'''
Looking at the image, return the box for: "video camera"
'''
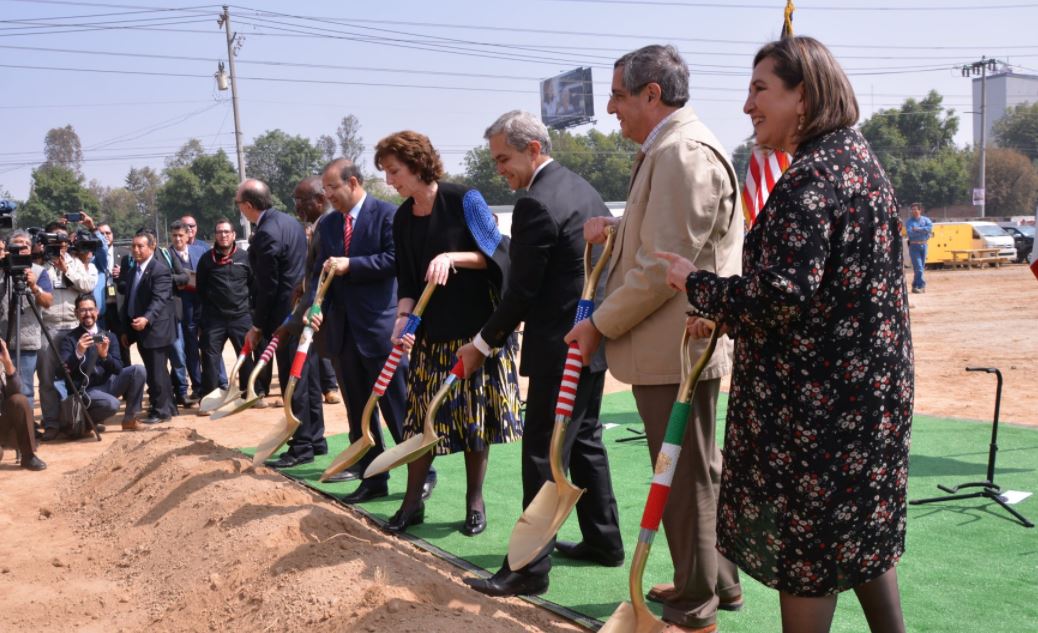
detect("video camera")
[33,229,70,262]
[0,200,15,231]
[70,228,102,255]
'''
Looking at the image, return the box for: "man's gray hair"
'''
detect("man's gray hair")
[484,110,552,155]
[8,229,30,243]
[614,44,689,107]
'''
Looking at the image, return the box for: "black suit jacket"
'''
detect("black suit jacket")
[61,325,124,389]
[121,255,176,349]
[481,161,610,377]
[249,208,306,337]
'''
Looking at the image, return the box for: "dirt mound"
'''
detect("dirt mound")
[10,429,580,633]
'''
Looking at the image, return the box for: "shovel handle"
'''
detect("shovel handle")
[290,327,315,379]
[259,336,279,364]
[555,341,584,418]
[640,401,691,531]
[374,344,406,396]
[239,337,252,358]
[449,357,465,380]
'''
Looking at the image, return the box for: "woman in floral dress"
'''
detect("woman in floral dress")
[660,36,913,633]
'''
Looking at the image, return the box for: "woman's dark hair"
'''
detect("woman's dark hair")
[753,36,859,143]
[374,131,445,184]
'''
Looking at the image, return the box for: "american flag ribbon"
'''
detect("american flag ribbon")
[741,145,791,228]
[373,314,421,396]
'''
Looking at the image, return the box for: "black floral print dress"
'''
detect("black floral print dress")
[685,127,913,596]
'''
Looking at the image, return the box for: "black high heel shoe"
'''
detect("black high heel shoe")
[384,502,425,534]
[460,508,487,536]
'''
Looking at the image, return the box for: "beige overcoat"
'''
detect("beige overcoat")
[593,106,743,385]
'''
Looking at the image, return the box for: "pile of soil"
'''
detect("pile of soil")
[2,428,580,633]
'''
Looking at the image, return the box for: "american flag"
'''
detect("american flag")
[741,145,791,228]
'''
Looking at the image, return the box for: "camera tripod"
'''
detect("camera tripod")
[4,271,101,442]
[910,367,1033,528]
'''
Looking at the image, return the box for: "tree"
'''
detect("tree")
[731,139,754,181]
[165,138,206,171]
[43,125,84,175]
[125,166,162,232]
[455,145,518,205]
[88,181,147,239]
[994,101,1038,162]
[315,134,337,163]
[244,129,325,210]
[157,149,238,237]
[981,148,1038,216]
[336,114,365,163]
[18,164,99,229]
[860,90,971,207]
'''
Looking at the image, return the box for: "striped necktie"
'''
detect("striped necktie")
[343,213,354,256]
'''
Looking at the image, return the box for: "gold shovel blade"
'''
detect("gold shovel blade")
[363,433,442,479]
[200,385,239,413]
[319,435,373,482]
[209,392,263,420]
[506,479,585,570]
[597,599,665,633]
[252,414,301,467]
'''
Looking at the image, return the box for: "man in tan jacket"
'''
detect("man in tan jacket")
[565,44,743,633]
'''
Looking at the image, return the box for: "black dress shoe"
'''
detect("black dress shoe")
[141,415,172,425]
[324,467,362,483]
[41,428,61,441]
[265,453,314,469]
[460,509,486,536]
[421,477,437,501]
[21,455,47,471]
[384,502,425,533]
[554,540,625,567]
[340,482,388,504]
[464,571,548,597]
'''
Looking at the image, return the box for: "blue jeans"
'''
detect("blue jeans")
[16,350,37,414]
[85,365,147,424]
[168,327,189,399]
[909,243,927,290]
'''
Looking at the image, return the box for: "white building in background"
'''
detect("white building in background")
[973,70,1038,147]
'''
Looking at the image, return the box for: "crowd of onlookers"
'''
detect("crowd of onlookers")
[0,208,341,471]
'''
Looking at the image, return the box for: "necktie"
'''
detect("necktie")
[343,213,354,257]
[628,150,646,193]
[128,266,143,316]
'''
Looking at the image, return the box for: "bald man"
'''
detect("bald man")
[238,178,327,467]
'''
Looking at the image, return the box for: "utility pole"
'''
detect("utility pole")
[218,5,249,237]
[964,57,998,219]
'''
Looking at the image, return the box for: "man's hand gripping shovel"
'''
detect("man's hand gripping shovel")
[252,269,335,466]
[506,227,616,570]
[599,325,720,633]
[319,280,438,482]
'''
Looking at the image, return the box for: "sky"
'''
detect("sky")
[3,0,1038,203]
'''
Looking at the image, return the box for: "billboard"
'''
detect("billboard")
[540,67,594,129]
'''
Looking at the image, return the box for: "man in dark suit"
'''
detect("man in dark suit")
[311,158,412,504]
[62,294,146,431]
[120,231,178,422]
[239,178,326,468]
[458,111,623,597]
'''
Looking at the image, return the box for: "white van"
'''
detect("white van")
[966,221,1018,260]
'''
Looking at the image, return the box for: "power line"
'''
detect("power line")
[550,0,1038,10]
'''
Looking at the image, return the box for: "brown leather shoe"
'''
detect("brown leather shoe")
[323,390,341,404]
[122,419,142,432]
[647,584,743,612]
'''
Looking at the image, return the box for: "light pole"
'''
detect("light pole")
[217,6,249,238]
[964,57,998,219]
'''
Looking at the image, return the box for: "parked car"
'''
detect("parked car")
[997,223,1034,263]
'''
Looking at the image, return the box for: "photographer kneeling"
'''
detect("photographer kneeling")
[60,294,145,432]
[0,337,46,470]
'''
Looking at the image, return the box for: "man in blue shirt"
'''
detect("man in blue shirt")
[905,202,933,293]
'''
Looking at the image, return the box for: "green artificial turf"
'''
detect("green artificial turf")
[245,391,1038,632]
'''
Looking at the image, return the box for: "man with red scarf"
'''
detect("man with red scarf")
[195,217,254,407]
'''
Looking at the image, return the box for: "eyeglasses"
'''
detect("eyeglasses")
[183,223,196,228]
[76,308,97,314]
[214,229,233,234]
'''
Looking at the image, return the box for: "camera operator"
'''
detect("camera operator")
[0,337,46,470]
[37,224,98,441]
[0,230,54,415]
[60,294,146,432]
[71,212,111,328]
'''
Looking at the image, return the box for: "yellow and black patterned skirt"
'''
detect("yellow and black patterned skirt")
[405,333,523,455]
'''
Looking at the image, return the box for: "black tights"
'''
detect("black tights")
[779,568,906,633]
[399,446,489,519]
